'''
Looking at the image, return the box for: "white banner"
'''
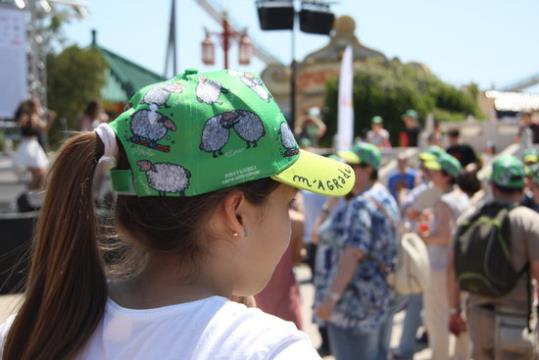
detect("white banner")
[336,45,354,151]
[0,8,27,118]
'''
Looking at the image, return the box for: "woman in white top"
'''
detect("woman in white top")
[366,116,391,149]
[12,99,55,190]
[0,70,356,359]
[419,152,471,360]
[80,100,109,132]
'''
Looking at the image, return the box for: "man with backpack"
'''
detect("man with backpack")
[448,155,539,359]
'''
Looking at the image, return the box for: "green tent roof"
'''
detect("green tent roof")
[96,46,165,103]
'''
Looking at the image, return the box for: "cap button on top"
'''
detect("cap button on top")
[180,68,199,78]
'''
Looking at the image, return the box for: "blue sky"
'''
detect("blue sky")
[62,0,539,91]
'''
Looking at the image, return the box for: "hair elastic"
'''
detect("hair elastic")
[94,123,118,159]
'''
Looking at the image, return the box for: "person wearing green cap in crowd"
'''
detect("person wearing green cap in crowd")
[313,142,399,360]
[400,109,421,147]
[296,107,327,148]
[0,69,358,359]
[522,148,539,167]
[418,152,472,359]
[448,155,539,360]
[366,115,392,149]
[520,163,539,213]
[521,149,539,212]
[401,146,445,227]
[524,164,539,213]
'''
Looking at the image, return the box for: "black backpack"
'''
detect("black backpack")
[454,202,527,297]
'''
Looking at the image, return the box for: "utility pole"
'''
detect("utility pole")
[164,0,177,77]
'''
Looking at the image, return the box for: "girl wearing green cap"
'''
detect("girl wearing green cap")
[0,70,355,359]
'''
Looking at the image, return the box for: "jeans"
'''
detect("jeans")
[394,293,423,358]
[328,320,390,360]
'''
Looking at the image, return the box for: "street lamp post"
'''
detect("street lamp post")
[201,12,252,69]
[256,0,334,130]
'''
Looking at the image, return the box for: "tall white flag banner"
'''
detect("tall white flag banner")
[0,8,27,118]
[336,45,354,151]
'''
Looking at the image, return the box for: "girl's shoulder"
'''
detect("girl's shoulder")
[194,300,320,359]
[84,296,320,360]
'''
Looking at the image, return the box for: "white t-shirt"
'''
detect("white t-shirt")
[0,296,320,360]
[366,129,390,147]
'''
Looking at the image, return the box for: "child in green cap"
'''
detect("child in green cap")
[0,69,355,359]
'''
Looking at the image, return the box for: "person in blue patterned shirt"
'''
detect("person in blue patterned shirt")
[314,143,399,360]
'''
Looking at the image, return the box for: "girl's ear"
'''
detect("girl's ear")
[221,191,247,239]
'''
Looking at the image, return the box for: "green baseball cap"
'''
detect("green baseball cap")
[108,69,354,197]
[419,146,445,162]
[490,155,525,189]
[402,109,418,119]
[424,152,462,178]
[337,142,382,169]
[522,148,539,165]
[372,115,383,125]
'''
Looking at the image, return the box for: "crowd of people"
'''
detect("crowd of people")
[2,71,539,360]
[9,98,109,211]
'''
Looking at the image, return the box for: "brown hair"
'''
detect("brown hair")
[2,132,279,359]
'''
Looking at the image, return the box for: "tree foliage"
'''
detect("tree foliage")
[46,45,108,145]
[321,59,483,146]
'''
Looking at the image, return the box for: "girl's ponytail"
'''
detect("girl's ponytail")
[3,132,107,360]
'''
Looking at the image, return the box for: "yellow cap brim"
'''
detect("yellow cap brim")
[272,150,356,197]
[423,160,442,171]
[524,155,538,164]
[337,150,361,165]
[419,152,436,161]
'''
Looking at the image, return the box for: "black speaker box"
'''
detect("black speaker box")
[257,2,295,30]
[299,8,335,35]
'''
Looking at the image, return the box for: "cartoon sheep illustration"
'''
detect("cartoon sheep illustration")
[240,73,272,102]
[137,160,191,196]
[199,112,239,157]
[196,77,227,105]
[280,122,299,157]
[228,70,272,102]
[232,110,266,148]
[130,109,176,152]
[142,82,184,108]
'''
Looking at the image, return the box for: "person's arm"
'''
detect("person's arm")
[45,110,57,129]
[420,201,453,246]
[315,246,364,320]
[308,115,326,139]
[311,197,340,245]
[447,250,467,336]
[290,208,305,264]
[382,129,392,149]
[531,261,539,284]
[315,203,370,320]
